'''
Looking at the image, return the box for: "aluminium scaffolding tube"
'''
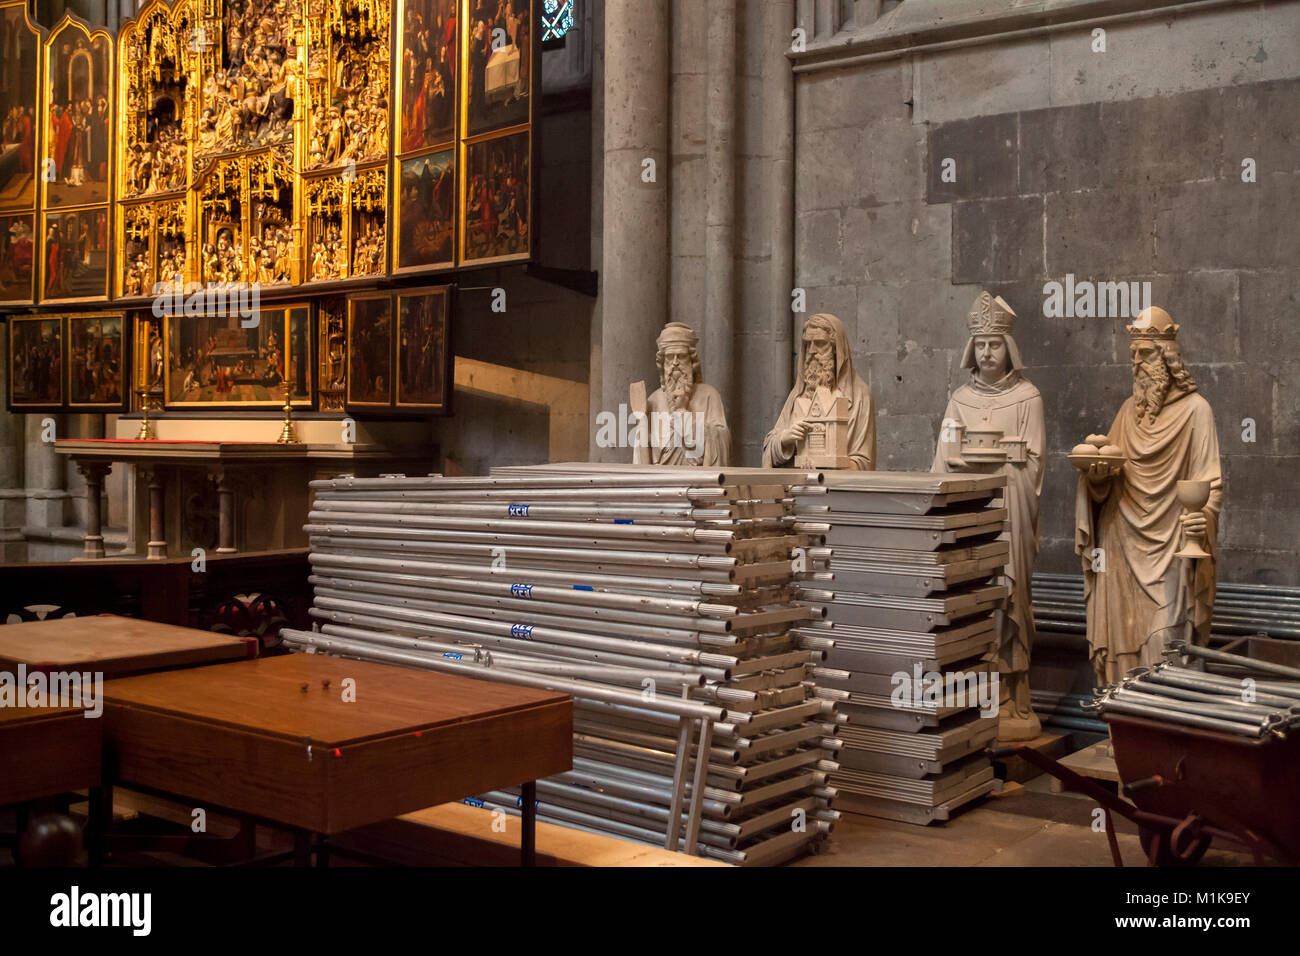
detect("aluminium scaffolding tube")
[280,629,721,855]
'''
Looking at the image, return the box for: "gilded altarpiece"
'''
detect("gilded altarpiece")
[41,15,113,302]
[0,2,43,305]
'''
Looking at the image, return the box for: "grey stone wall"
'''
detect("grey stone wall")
[794,5,1300,585]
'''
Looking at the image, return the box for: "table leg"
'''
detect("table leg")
[88,782,111,867]
[293,830,313,867]
[314,837,330,868]
[521,781,537,867]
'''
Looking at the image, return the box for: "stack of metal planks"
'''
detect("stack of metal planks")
[793,471,1010,825]
[287,464,843,865]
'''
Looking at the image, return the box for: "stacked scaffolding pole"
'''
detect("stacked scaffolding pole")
[293,464,842,865]
[794,471,1010,825]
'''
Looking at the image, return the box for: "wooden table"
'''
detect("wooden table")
[0,615,250,862]
[0,614,252,678]
[101,654,573,865]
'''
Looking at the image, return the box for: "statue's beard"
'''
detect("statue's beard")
[1133,358,1170,424]
[662,365,694,411]
[803,352,835,390]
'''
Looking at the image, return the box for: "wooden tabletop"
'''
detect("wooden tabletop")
[102,653,574,834]
[0,615,250,677]
[102,653,570,748]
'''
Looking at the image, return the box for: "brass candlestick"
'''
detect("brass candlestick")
[136,388,155,440]
[277,400,301,444]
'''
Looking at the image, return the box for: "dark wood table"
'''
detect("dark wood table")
[101,654,573,865]
[0,614,252,678]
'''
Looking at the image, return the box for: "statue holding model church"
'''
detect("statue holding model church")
[1072,306,1223,684]
[630,322,731,466]
[932,292,1046,741]
[763,313,875,470]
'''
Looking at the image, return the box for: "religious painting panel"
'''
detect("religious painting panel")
[41,207,110,301]
[396,285,450,411]
[395,148,454,271]
[463,0,531,137]
[460,127,529,266]
[0,2,42,211]
[67,311,125,409]
[346,292,392,406]
[8,315,62,409]
[398,0,456,152]
[164,307,310,407]
[0,212,36,302]
[42,18,113,209]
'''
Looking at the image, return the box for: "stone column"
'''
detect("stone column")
[0,328,24,561]
[76,461,111,559]
[767,0,796,413]
[702,0,737,424]
[596,0,669,461]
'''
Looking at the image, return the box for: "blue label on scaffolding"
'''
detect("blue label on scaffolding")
[510,583,534,598]
[442,652,464,660]
[514,797,541,809]
[510,623,534,639]
[508,504,530,517]
[573,585,593,591]
[614,518,633,524]
[463,798,485,808]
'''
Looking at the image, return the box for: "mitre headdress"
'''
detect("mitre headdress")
[960,291,1023,371]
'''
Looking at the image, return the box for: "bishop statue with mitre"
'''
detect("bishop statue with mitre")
[932,292,1046,740]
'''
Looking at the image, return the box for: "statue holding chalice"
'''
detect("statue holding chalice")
[1072,307,1223,684]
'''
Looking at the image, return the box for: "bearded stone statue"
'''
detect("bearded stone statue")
[631,322,731,466]
[762,313,875,470]
[1073,306,1223,684]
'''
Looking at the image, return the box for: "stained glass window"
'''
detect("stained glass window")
[541,0,573,43]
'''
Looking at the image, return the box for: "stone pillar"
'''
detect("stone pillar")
[76,461,111,559]
[24,413,68,558]
[596,0,669,461]
[702,0,737,426]
[143,467,167,560]
[766,0,796,438]
[0,328,25,561]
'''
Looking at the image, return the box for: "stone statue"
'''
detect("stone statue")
[932,292,1046,741]
[763,313,875,470]
[630,322,731,466]
[1073,307,1223,684]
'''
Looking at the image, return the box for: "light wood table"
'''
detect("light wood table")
[102,654,573,865]
[0,614,252,679]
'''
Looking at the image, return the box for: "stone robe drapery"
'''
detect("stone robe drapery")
[633,382,731,467]
[1074,389,1222,684]
[932,373,1045,678]
[762,313,875,469]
